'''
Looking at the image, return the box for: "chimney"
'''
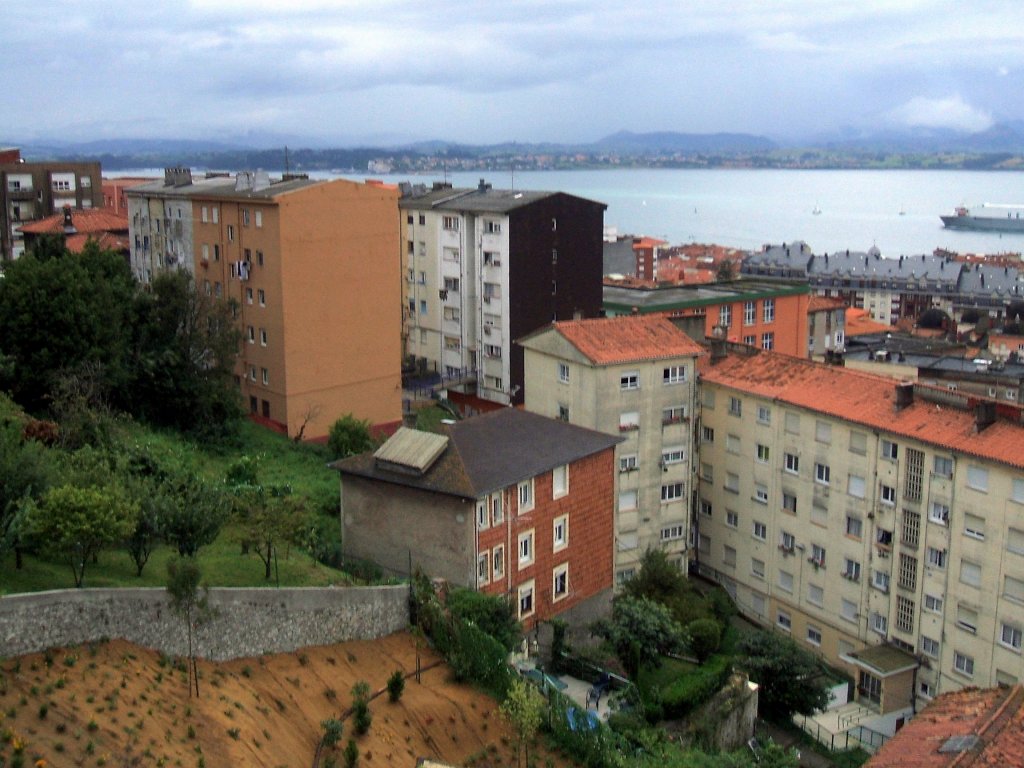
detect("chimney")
[894,381,914,411]
[62,205,75,234]
[975,401,996,432]
[477,178,491,192]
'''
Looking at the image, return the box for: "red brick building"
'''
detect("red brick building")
[333,408,620,627]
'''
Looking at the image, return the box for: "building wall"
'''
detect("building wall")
[523,339,699,582]
[340,477,477,585]
[705,292,810,356]
[477,448,616,627]
[696,376,1024,709]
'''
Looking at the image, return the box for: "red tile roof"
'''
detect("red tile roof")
[551,315,706,365]
[19,208,128,235]
[702,350,1024,471]
[867,685,1024,768]
[808,296,847,312]
[65,231,130,254]
[845,307,892,337]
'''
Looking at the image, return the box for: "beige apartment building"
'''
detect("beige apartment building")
[127,169,402,439]
[696,347,1024,727]
[520,315,705,582]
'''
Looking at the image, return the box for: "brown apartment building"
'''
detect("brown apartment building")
[127,169,401,439]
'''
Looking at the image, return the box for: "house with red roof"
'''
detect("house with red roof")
[19,205,129,256]
[519,315,705,582]
[696,346,1024,744]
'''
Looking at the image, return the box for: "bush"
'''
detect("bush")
[447,588,521,652]
[448,618,515,699]
[386,670,405,702]
[344,738,359,768]
[686,618,722,663]
[327,414,372,459]
[321,718,343,748]
[351,681,372,735]
[656,653,732,719]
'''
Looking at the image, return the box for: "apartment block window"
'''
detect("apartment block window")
[700,462,713,482]
[212,207,219,223]
[967,465,989,492]
[757,405,771,424]
[902,510,921,548]
[808,583,824,606]
[743,335,756,346]
[896,595,915,633]
[846,515,863,538]
[719,305,731,326]
[443,307,461,322]
[753,521,767,541]
[619,454,638,472]
[518,530,535,566]
[785,411,800,434]
[483,282,501,300]
[921,636,940,658]
[841,598,858,622]
[882,440,898,460]
[661,482,684,502]
[751,558,765,579]
[254,210,262,228]
[556,403,568,421]
[258,289,266,306]
[756,444,770,463]
[1000,622,1023,650]
[726,510,738,528]
[815,462,831,485]
[780,530,796,552]
[848,474,866,498]
[743,301,756,325]
[476,501,489,530]
[811,544,826,567]
[553,515,568,551]
[782,492,796,513]
[242,209,250,226]
[619,490,638,511]
[1006,575,1024,603]
[256,249,264,266]
[485,220,501,234]
[960,559,981,588]
[259,328,267,346]
[927,547,947,569]
[871,612,888,635]
[729,396,742,416]
[552,465,569,498]
[761,332,774,350]
[723,545,737,567]
[881,484,896,506]
[924,593,943,613]
[954,651,975,677]
[662,446,686,465]
[1008,528,1024,556]
[725,472,739,493]
[726,434,740,454]
[484,344,501,358]
[518,581,535,619]
[807,625,822,646]
[784,453,800,474]
[702,426,714,443]
[663,365,686,384]
[492,545,505,580]
[956,604,978,634]
[755,484,769,504]
[518,480,534,513]
[244,287,253,304]
[491,493,503,525]
[905,447,924,501]
[964,513,986,540]
[872,570,890,593]
[443,277,460,293]
[442,215,459,230]
[201,206,208,223]
[778,570,794,592]
[777,610,792,631]
[1013,480,1024,504]
[930,502,950,525]
[849,431,867,454]
[933,455,953,478]
[419,300,427,314]
[619,411,640,431]
[226,224,234,241]
[843,558,861,581]
[661,524,685,542]
[477,551,490,585]
[247,325,256,344]
[483,250,500,266]
[553,564,569,601]
[899,553,918,591]
[620,371,640,390]
[663,405,687,424]
[558,362,569,383]
[261,368,269,386]
[763,298,775,322]
[248,365,256,381]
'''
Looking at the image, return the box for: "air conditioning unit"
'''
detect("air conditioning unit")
[439,289,448,300]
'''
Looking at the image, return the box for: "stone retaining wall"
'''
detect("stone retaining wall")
[0,585,409,660]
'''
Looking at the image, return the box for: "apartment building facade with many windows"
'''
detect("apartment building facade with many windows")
[127,169,402,439]
[400,181,606,405]
[334,408,620,626]
[520,315,704,583]
[696,349,1024,720]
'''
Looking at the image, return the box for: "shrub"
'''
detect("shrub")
[327,414,372,459]
[386,670,405,702]
[344,739,359,768]
[657,653,732,719]
[321,718,343,748]
[686,618,722,663]
[351,682,372,735]
[446,588,521,652]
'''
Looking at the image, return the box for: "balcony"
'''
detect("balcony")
[6,187,35,200]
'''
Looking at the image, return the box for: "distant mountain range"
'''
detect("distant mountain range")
[7,123,1024,171]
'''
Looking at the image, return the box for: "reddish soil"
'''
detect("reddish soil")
[0,632,572,767]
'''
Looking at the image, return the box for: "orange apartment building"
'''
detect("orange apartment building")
[603,280,810,356]
[127,169,401,439]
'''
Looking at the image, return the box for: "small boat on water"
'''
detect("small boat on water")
[941,203,1024,233]
[812,204,821,216]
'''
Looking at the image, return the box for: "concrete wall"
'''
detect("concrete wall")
[0,585,408,661]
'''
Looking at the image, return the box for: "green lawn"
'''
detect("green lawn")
[1,522,352,595]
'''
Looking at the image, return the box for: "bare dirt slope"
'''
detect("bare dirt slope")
[0,632,570,767]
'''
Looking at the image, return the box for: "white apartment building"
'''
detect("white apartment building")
[520,315,705,581]
[697,348,1024,724]
[400,180,606,405]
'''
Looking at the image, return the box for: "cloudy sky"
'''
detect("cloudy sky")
[5,0,1024,146]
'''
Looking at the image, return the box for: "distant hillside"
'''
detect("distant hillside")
[593,130,776,153]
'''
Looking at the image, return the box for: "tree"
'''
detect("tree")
[166,557,213,697]
[161,473,227,557]
[593,596,684,677]
[716,260,735,282]
[623,548,711,627]
[501,677,545,768]
[446,588,522,652]
[917,307,951,330]
[686,618,722,663]
[128,270,242,440]
[0,423,52,569]
[24,484,138,587]
[327,413,372,459]
[125,478,172,577]
[737,631,830,721]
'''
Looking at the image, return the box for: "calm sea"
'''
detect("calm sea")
[119,167,1024,257]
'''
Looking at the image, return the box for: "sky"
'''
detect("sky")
[4,0,1024,147]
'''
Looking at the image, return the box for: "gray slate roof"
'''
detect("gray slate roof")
[398,184,603,214]
[332,408,622,499]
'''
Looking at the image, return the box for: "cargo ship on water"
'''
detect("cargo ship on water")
[941,203,1024,233]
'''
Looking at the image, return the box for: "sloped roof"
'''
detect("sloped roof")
[19,208,128,235]
[332,408,621,499]
[867,685,1024,768]
[701,350,1024,471]
[522,315,705,366]
[845,307,892,337]
[808,296,847,313]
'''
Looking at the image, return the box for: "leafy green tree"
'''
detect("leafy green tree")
[501,677,546,768]
[24,484,138,587]
[0,423,52,569]
[593,596,685,677]
[446,588,521,652]
[166,557,213,697]
[0,239,135,412]
[161,473,228,557]
[327,413,372,459]
[128,270,242,440]
[737,630,830,721]
[623,548,711,627]
[686,618,722,663]
[125,478,173,577]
